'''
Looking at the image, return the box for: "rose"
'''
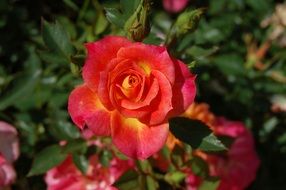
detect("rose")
[183,118,260,190]
[176,103,260,189]
[163,0,189,13]
[68,36,196,159]
[45,155,134,190]
[203,118,260,190]
[0,121,19,188]
[185,117,260,190]
[0,155,16,188]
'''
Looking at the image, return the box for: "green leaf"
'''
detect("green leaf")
[121,0,141,17]
[72,154,89,174]
[124,0,150,41]
[38,50,69,65]
[114,170,140,190]
[0,70,41,110]
[169,117,212,148]
[143,33,163,45]
[199,178,220,190]
[48,120,80,140]
[213,54,245,76]
[136,160,152,173]
[62,139,88,154]
[105,0,151,41]
[28,145,67,176]
[164,171,186,185]
[186,46,219,61]
[146,176,159,190]
[169,117,232,152]
[0,49,42,110]
[105,8,126,28]
[63,0,79,11]
[246,0,270,14]
[42,20,75,61]
[105,0,141,28]
[191,156,209,177]
[99,150,113,167]
[209,0,227,15]
[94,12,109,35]
[200,134,232,152]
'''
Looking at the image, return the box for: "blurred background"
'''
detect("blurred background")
[0,0,286,189]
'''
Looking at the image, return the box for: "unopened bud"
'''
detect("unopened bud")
[175,8,206,36]
[124,0,151,42]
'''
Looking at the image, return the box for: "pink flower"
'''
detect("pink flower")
[68,36,196,159]
[196,118,260,190]
[0,154,16,189]
[0,155,16,188]
[184,168,201,190]
[163,0,189,13]
[0,121,19,188]
[45,155,134,190]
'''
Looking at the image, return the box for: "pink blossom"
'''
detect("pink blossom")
[163,0,189,13]
[197,118,260,190]
[45,155,134,190]
[0,121,19,188]
[184,168,201,190]
[0,155,16,188]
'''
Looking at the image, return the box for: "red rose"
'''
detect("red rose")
[68,36,196,159]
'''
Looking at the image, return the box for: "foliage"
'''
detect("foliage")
[0,0,286,189]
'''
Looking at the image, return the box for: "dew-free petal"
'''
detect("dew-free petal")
[111,112,169,159]
[68,85,111,136]
[83,36,131,92]
[0,122,19,163]
[170,60,196,116]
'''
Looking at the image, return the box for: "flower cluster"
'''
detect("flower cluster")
[45,155,134,190]
[154,103,260,190]
[46,132,134,190]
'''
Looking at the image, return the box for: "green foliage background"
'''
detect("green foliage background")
[0,0,286,189]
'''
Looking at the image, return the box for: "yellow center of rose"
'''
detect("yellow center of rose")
[138,61,151,75]
[122,75,139,89]
[120,74,141,100]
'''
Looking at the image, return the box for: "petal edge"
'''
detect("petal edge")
[111,112,169,159]
[68,85,111,136]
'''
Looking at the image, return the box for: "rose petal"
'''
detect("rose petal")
[83,36,131,92]
[163,0,189,13]
[109,84,150,118]
[98,59,146,110]
[68,85,111,136]
[98,71,114,110]
[0,122,19,163]
[45,156,83,190]
[141,70,173,125]
[120,77,159,110]
[111,112,169,159]
[214,118,246,138]
[169,59,196,116]
[0,156,16,187]
[117,44,175,84]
